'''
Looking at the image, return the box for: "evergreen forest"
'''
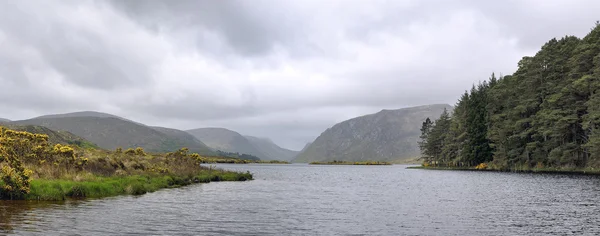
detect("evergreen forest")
[419,22,600,170]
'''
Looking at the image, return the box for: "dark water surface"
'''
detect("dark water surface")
[2,164,600,235]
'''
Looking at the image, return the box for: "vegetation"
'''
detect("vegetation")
[198,155,289,164]
[255,160,290,164]
[309,160,392,165]
[419,23,600,172]
[0,126,252,200]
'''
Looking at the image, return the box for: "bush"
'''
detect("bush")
[475,163,488,170]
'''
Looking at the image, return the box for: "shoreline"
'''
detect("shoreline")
[21,169,252,201]
[309,161,392,165]
[406,166,600,175]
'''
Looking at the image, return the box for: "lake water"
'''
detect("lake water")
[2,164,600,235]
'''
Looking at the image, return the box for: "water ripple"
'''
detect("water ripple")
[2,164,600,235]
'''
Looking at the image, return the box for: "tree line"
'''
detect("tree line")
[419,22,600,170]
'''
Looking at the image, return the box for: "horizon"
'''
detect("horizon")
[1,1,599,149]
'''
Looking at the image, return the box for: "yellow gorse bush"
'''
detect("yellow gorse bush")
[0,126,91,199]
[0,126,42,198]
[475,163,488,170]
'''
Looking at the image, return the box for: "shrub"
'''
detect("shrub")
[475,163,488,170]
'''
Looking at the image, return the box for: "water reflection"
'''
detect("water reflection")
[0,201,63,233]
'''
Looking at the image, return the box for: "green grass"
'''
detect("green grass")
[25,170,253,201]
[254,160,290,164]
[310,161,392,165]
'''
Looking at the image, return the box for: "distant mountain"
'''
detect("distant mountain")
[293,104,453,163]
[186,128,267,159]
[13,112,213,154]
[3,124,97,148]
[150,126,214,154]
[34,111,120,119]
[244,136,299,161]
[0,118,10,123]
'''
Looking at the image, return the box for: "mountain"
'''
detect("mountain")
[293,104,453,163]
[0,118,10,123]
[34,111,121,119]
[186,128,267,159]
[33,111,144,125]
[244,136,299,161]
[13,112,213,154]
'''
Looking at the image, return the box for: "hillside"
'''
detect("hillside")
[150,126,213,154]
[0,118,10,123]
[13,115,213,154]
[293,104,453,163]
[300,142,312,153]
[186,128,267,159]
[2,124,97,148]
[244,136,299,161]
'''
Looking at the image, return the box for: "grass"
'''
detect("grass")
[390,157,421,165]
[310,160,392,165]
[254,160,290,164]
[25,170,253,201]
[198,157,290,164]
[406,165,600,175]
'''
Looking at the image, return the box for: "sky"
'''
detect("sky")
[1,0,599,150]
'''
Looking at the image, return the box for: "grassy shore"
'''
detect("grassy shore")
[0,126,255,201]
[406,165,600,175]
[255,160,290,164]
[198,157,289,164]
[310,160,392,165]
[23,170,252,201]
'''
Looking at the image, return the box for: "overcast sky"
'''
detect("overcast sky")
[1,0,599,150]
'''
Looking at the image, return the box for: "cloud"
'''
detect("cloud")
[0,0,599,149]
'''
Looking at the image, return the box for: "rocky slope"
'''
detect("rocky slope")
[293,104,453,163]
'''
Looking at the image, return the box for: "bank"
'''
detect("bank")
[21,170,253,201]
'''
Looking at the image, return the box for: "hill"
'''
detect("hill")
[293,104,453,163]
[186,128,267,159]
[0,118,10,123]
[244,136,299,161]
[13,113,213,154]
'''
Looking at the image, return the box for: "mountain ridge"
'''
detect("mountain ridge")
[12,113,213,155]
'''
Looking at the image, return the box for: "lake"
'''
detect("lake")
[2,164,600,235]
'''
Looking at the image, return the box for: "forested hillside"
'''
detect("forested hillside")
[419,23,600,170]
